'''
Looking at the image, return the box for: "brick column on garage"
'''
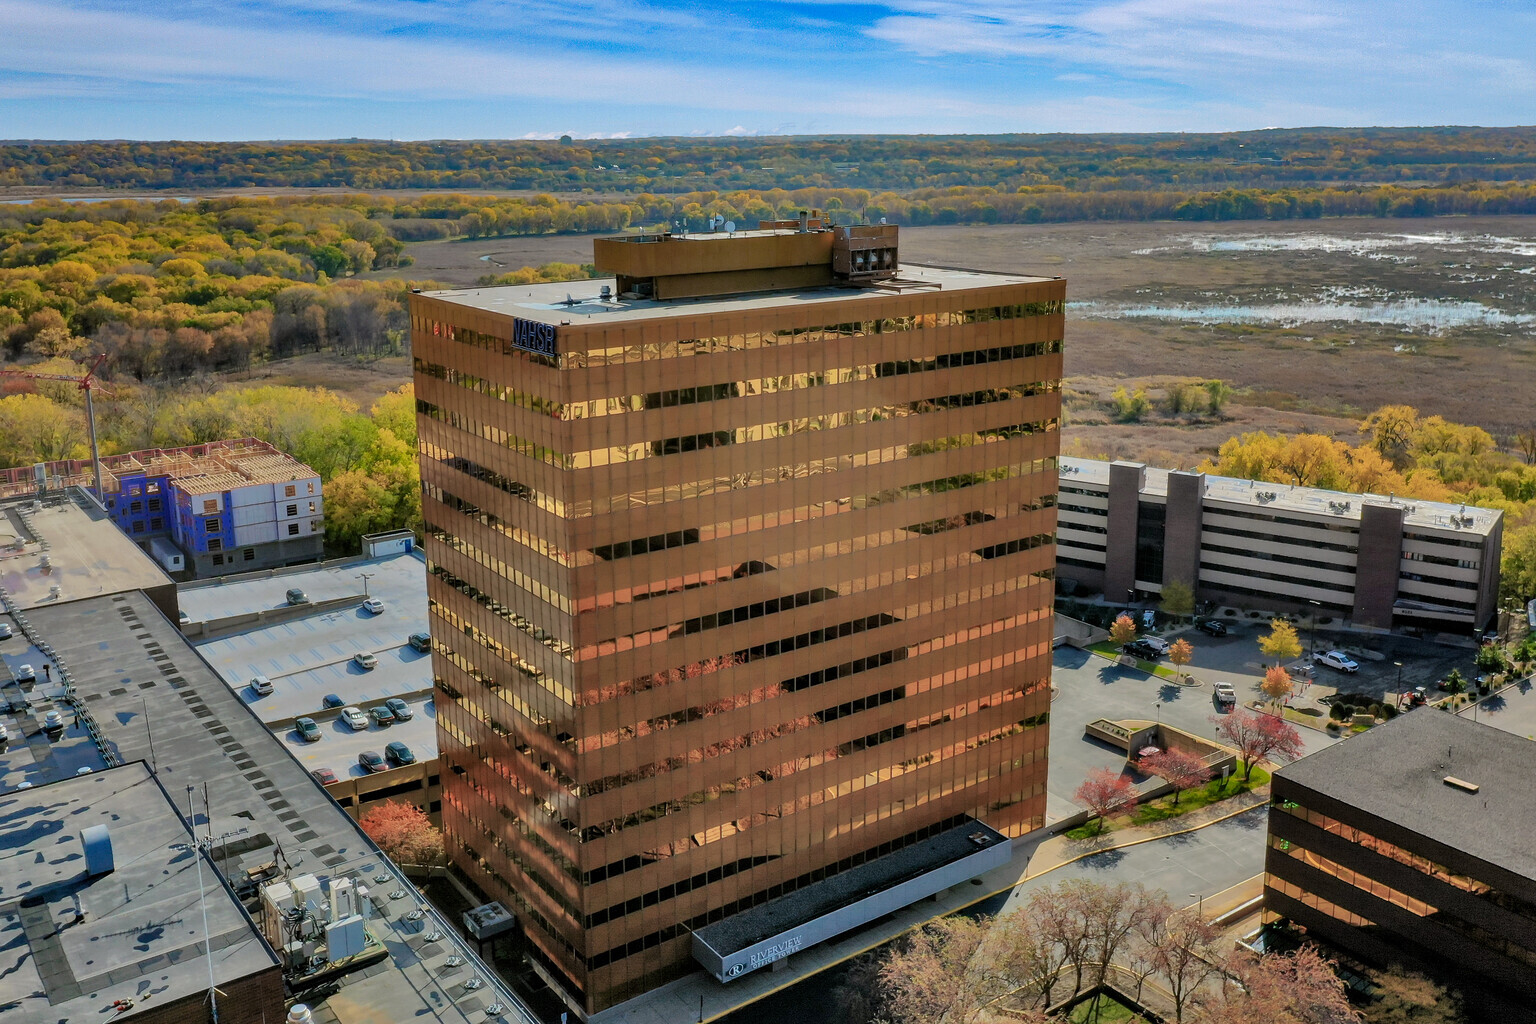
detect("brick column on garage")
[1353,501,1405,629]
[1163,469,1206,597]
[1104,461,1145,603]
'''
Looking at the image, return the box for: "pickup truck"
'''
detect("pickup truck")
[1313,650,1359,673]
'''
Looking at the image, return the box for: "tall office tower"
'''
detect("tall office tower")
[412,219,1065,1015]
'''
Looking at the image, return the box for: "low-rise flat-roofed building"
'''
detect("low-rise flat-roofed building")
[413,221,1064,1014]
[0,762,285,1024]
[1266,711,1536,1017]
[0,587,540,1024]
[1055,457,1502,634]
[0,489,177,620]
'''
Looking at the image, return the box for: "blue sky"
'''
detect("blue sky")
[3,0,1534,140]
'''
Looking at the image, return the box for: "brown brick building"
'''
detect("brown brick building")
[411,223,1065,1013]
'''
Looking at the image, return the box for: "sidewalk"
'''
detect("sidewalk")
[591,788,1271,1024]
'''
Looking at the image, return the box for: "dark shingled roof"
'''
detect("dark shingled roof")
[696,819,1006,955]
[1276,710,1536,880]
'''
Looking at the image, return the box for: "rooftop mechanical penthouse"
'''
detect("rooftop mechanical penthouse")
[410,217,1065,1015]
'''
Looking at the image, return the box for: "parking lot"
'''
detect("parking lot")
[190,550,437,782]
[1047,643,1340,824]
[277,693,437,781]
[1144,617,1480,705]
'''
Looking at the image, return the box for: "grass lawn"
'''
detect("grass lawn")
[1065,762,1270,839]
[1066,992,1145,1023]
[1087,641,1177,679]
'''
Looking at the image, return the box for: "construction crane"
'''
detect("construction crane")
[0,353,111,497]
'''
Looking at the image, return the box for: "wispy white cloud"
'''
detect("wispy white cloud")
[1,0,1534,137]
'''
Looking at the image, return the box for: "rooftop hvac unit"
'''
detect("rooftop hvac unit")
[81,825,114,877]
[325,915,367,961]
[330,876,357,922]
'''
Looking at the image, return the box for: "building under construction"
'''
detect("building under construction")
[0,439,324,576]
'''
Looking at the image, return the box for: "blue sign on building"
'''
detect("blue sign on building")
[511,318,558,357]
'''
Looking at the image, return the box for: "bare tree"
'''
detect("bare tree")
[992,896,1074,1010]
[1079,882,1161,1018]
[1200,945,1361,1024]
[1153,908,1223,1023]
[876,915,1013,1024]
[1123,891,1174,1009]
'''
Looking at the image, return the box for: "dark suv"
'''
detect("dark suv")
[1122,639,1158,660]
[1196,619,1229,637]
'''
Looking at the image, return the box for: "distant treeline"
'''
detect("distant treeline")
[6,127,1536,194]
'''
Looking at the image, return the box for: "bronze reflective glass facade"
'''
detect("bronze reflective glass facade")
[412,271,1064,1013]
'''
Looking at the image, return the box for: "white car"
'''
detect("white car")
[250,675,275,696]
[361,598,386,615]
[340,706,369,731]
[353,651,378,671]
[1139,636,1171,656]
[1213,681,1237,706]
[1313,650,1359,673]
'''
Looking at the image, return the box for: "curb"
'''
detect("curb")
[1023,794,1269,882]
[698,797,1269,1023]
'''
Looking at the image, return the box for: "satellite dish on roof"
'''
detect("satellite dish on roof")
[724,220,736,234]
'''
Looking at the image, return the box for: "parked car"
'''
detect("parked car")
[384,697,413,722]
[353,651,378,671]
[1314,650,1359,673]
[250,675,274,696]
[295,716,322,743]
[1196,619,1229,637]
[322,693,346,709]
[1121,640,1157,660]
[357,750,388,774]
[407,632,432,653]
[1213,681,1237,707]
[285,588,309,606]
[369,705,396,727]
[0,623,12,640]
[361,597,386,615]
[311,767,339,785]
[340,706,368,731]
[384,740,416,767]
[1139,636,1172,656]
[16,664,35,682]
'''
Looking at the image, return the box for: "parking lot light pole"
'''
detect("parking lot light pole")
[1394,661,1404,707]
[357,572,374,597]
[1189,892,1205,918]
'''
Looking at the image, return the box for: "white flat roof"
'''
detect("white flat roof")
[183,550,427,622]
[422,263,1056,325]
[1060,457,1500,538]
[0,493,171,609]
